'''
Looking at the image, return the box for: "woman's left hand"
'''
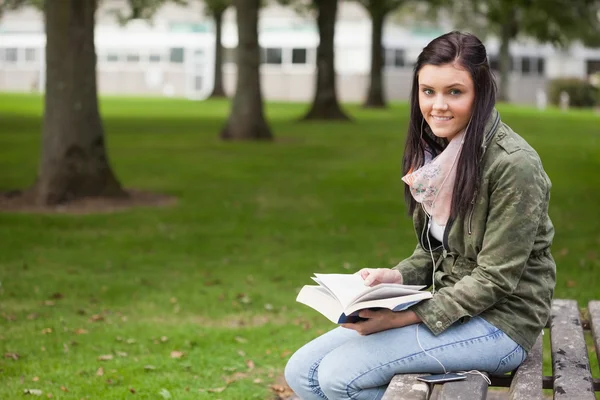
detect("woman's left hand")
[341,309,422,335]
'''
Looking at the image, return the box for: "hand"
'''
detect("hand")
[341,310,421,335]
[359,268,403,286]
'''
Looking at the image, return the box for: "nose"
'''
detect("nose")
[432,95,448,111]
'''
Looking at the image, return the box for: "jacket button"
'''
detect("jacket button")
[435,321,443,328]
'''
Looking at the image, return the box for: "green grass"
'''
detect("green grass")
[0,92,599,399]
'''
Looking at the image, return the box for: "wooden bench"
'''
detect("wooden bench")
[382,299,600,399]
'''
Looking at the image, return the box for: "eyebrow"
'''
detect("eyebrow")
[419,83,467,89]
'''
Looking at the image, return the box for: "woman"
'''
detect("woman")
[284,31,556,400]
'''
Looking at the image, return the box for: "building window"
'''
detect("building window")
[25,48,37,62]
[169,47,185,63]
[149,53,162,63]
[126,53,140,63]
[536,58,545,75]
[263,47,282,65]
[522,57,532,75]
[5,48,18,63]
[107,52,119,62]
[291,48,307,64]
[385,48,405,68]
[587,59,600,75]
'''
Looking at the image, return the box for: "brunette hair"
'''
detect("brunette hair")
[403,31,497,219]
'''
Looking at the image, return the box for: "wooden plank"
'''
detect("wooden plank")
[431,373,488,400]
[588,301,600,371]
[508,333,543,399]
[382,374,429,400]
[550,299,595,399]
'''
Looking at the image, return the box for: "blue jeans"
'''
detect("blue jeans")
[284,317,526,400]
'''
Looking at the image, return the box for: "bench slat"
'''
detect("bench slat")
[550,299,595,399]
[429,373,488,400]
[382,374,429,400]
[508,333,543,399]
[589,301,600,372]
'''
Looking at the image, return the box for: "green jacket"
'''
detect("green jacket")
[394,109,556,352]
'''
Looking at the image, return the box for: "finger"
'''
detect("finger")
[359,269,370,279]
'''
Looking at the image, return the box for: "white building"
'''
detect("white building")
[1,2,599,104]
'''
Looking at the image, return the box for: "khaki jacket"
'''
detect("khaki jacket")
[395,109,556,352]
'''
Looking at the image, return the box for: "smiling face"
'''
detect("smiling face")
[418,63,475,141]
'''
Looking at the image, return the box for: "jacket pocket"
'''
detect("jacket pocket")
[451,257,477,278]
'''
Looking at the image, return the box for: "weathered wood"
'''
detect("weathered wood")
[588,301,600,372]
[382,374,429,400]
[429,373,488,400]
[508,333,543,399]
[550,299,595,399]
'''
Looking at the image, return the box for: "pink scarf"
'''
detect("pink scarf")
[402,131,465,226]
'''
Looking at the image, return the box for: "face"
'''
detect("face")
[418,63,475,141]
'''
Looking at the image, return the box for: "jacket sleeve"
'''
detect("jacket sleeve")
[392,243,435,286]
[411,150,549,335]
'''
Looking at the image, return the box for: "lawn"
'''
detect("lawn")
[0,93,599,399]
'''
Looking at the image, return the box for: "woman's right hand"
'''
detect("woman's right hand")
[359,268,403,286]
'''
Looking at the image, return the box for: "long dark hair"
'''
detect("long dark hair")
[403,31,497,219]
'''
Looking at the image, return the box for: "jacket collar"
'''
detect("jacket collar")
[480,108,501,159]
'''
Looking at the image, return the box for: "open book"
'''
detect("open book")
[296,273,432,324]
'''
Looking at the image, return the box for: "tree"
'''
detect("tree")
[355,0,406,108]
[449,0,600,101]
[220,0,273,140]
[302,0,350,120]
[204,0,231,98]
[0,0,180,205]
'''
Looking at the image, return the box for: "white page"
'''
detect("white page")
[344,291,432,316]
[296,285,343,324]
[314,273,425,309]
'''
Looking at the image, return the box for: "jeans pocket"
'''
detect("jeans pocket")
[492,345,525,375]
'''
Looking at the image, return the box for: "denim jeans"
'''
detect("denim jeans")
[284,317,526,400]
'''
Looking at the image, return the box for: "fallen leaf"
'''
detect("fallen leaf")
[116,351,128,357]
[234,336,248,344]
[97,354,113,361]
[567,280,578,288]
[50,293,64,300]
[158,388,172,399]
[41,328,52,335]
[253,378,263,384]
[4,352,19,360]
[96,367,104,376]
[44,300,55,306]
[144,365,156,371]
[245,359,255,370]
[89,314,104,322]
[32,377,39,381]
[74,329,88,335]
[47,394,52,398]
[170,351,184,359]
[222,367,237,372]
[27,313,38,320]
[60,386,68,392]
[224,372,247,385]
[207,387,226,393]
[126,338,136,344]
[170,297,177,304]
[237,350,246,357]
[23,389,43,396]
[160,336,168,343]
[129,388,136,394]
[558,248,569,256]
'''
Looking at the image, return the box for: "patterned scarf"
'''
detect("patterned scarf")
[402,130,465,226]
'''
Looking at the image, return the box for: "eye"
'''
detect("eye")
[422,89,434,95]
[449,89,462,95]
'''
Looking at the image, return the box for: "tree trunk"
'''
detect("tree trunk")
[363,7,386,108]
[35,0,125,205]
[497,12,517,102]
[210,8,226,98]
[220,0,272,140]
[302,0,350,121]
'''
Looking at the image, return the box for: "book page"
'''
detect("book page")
[343,291,432,316]
[313,273,425,309]
[296,285,344,324]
